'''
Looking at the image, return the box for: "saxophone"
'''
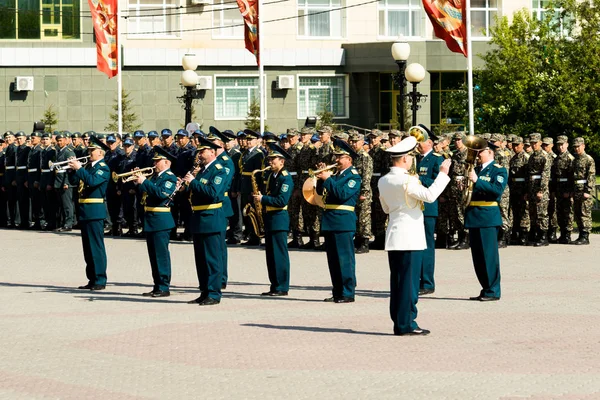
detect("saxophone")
[243,166,271,238]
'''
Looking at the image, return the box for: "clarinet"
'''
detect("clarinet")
[165,153,202,207]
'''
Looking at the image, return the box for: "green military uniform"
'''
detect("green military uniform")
[316,140,361,302]
[449,135,469,249]
[491,133,512,247]
[260,144,294,295]
[552,135,574,243]
[527,133,551,246]
[542,137,558,242]
[368,130,390,250]
[139,148,178,295]
[349,131,373,254]
[465,158,508,300]
[508,137,530,245]
[75,136,110,289]
[571,137,595,245]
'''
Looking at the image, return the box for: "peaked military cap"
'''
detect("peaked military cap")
[3,131,14,138]
[487,141,499,151]
[71,132,82,139]
[30,131,42,138]
[208,126,224,141]
[193,129,206,138]
[133,130,146,138]
[243,129,260,139]
[152,145,177,163]
[123,137,134,146]
[148,130,159,138]
[196,136,222,151]
[332,138,358,160]
[88,135,110,151]
[266,142,291,160]
[161,129,172,136]
[14,131,26,138]
[237,130,246,138]
[222,129,237,140]
[106,134,117,143]
[262,132,278,143]
[176,129,189,137]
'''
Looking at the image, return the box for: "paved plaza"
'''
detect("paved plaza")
[0,229,599,399]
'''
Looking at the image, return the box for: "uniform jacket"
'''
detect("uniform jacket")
[175,142,195,177]
[240,147,265,194]
[465,162,508,229]
[217,151,235,218]
[117,150,138,193]
[140,169,178,232]
[15,144,30,185]
[260,169,293,232]
[379,167,450,251]
[54,145,76,189]
[3,143,17,186]
[572,152,596,195]
[228,147,242,193]
[417,150,442,217]
[317,167,361,232]
[189,160,228,234]
[40,146,56,189]
[27,144,43,186]
[75,160,110,221]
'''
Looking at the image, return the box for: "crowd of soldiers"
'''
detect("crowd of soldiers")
[0,126,596,248]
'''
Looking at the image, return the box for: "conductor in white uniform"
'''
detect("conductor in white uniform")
[378,136,451,336]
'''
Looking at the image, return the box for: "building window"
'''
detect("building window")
[531,0,550,20]
[215,76,260,120]
[127,0,180,38]
[0,0,81,40]
[531,0,570,36]
[429,71,466,131]
[213,0,243,38]
[471,0,497,37]
[298,76,347,119]
[378,0,422,38]
[297,0,343,38]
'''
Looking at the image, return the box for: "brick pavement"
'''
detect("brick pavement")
[0,230,599,399]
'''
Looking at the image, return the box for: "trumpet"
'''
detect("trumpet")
[307,164,338,177]
[112,167,155,183]
[49,156,89,172]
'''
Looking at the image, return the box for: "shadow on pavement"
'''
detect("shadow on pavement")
[242,323,392,336]
[419,296,473,302]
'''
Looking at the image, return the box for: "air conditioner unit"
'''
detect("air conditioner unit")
[276,75,294,90]
[191,0,212,5]
[14,76,34,92]
[197,76,213,90]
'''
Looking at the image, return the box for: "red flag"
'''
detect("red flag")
[88,0,119,78]
[237,0,260,66]
[422,0,467,57]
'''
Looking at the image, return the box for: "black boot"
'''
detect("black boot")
[534,229,549,247]
[369,234,385,250]
[355,237,370,254]
[504,229,511,247]
[446,231,458,249]
[452,230,470,250]
[435,232,447,249]
[287,231,304,248]
[558,230,571,244]
[510,229,520,245]
[300,231,316,250]
[548,228,558,244]
[497,228,507,248]
[518,228,528,246]
[571,231,590,245]
[526,229,537,246]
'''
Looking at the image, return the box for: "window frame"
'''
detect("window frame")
[214,74,268,121]
[470,0,498,40]
[296,74,349,120]
[126,0,182,39]
[211,0,244,40]
[296,0,345,40]
[376,0,423,39]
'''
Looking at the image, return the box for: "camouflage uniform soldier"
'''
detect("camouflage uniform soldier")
[527,133,551,246]
[508,136,530,245]
[286,128,305,247]
[542,137,558,242]
[316,126,336,165]
[349,130,373,254]
[367,129,389,249]
[435,133,454,248]
[552,135,574,244]
[571,137,595,245]
[448,132,469,250]
[491,133,512,247]
[296,128,321,249]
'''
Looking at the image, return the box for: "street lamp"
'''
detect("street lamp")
[404,62,427,126]
[181,54,199,126]
[391,40,410,130]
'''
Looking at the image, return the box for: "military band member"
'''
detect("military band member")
[54,132,76,232]
[285,128,304,248]
[379,136,451,336]
[70,136,111,291]
[254,143,294,296]
[552,135,574,244]
[571,137,595,245]
[368,129,389,250]
[184,137,227,306]
[134,146,178,297]
[465,141,508,301]
[414,125,442,296]
[508,136,530,245]
[173,129,195,241]
[348,130,373,254]
[315,140,361,303]
[527,133,551,246]
[239,129,265,246]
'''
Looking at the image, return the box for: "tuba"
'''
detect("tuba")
[243,166,271,238]
[462,135,489,208]
[302,164,337,207]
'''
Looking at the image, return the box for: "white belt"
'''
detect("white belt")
[453,176,464,180]
[372,173,382,177]
[530,175,541,180]
[513,178,525,182]
[5,166,15,170]
[41,169,51,173]
[289,172,297,176]
[302,170,309,174]
[575,179,587,184]
[28,168,37,172]
[558,178,568,182]
[56,170,66,174]
[17,166,26,170]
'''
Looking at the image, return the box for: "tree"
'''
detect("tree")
[41,104,58,133]
[105,89,142,133]
[245,97,268,132]
[446,0,600,157]
[316,102,337,130]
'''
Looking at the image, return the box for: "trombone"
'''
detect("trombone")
[48,156,89,172]
[112,167,155,183]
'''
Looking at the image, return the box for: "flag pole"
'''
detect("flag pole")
[117,3,123,137]
[466,0,474,135]
[258,0,264,135]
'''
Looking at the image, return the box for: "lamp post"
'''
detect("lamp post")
[391,40,410,130]
[181,54,199,126]
[404,62,427,126]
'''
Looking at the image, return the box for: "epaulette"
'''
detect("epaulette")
[494,163,502,168]
[99,162,107,167]
[215,163,223,170]
[351,168,359,175]
[222,155,230,161]
[282,170,289,176]
[433,152,443,157]
[586,154,594,161]
[568,154,575,160]
[166,171,174,175]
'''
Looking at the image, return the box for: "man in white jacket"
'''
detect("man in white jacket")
[378,136,451,336]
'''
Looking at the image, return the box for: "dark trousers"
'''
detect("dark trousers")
[389,250,422,334]
[420,216,437,290]
[107,192,121,230]
[221,231,228,286]
[6,185,17,225]
[193,232,223,300]
[323,231,356,298]
[265,230,290,292]
[228,193,243,241]
[43,188,57,229]
[146,229,172,291]
[57,187,74,228]
[0,189,7,227]
[241,194,260,242]
[30,186,44,227]
[17,184,30,227]
[81,219,108,286]
[123,191,138,230]
[469,227,501,298]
